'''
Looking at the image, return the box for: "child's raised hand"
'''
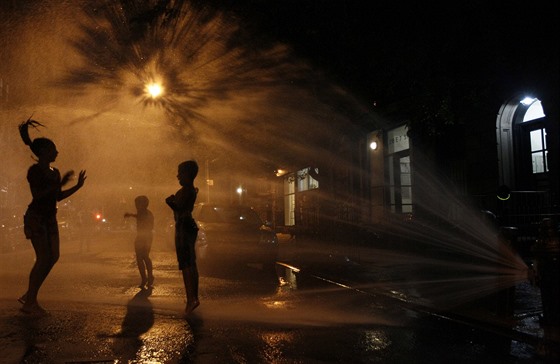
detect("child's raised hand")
[76,170,87,188]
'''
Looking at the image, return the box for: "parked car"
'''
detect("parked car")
[192,203,279,269]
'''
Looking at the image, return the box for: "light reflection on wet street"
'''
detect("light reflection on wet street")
[0,234,545,363]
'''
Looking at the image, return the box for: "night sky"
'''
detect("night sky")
[212,0,559,109]
[2,0,557,111]
[1,0,558,160]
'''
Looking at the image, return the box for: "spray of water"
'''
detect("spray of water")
[0,0,531,323]
[283,153,530,310]
[1,0,368,232]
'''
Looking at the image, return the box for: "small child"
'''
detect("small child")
[124,195,154,289]
[166,160,200,315]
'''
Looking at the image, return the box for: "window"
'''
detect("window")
[283,167,319,226]
[522,99,545,122]
[297,167,319,192]
[530,128,548,173]
[400,156,413,213]
[389,155,412,213]
[387,125,412,214]
[284,175,295,226]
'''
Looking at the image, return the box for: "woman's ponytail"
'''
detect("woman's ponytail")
[18,117,45,147]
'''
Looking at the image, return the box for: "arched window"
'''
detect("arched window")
[496,96,548,190]
[520,98,548,174]
[521,98,545,122]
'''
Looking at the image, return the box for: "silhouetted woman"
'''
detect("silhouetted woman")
[18,118,86,315]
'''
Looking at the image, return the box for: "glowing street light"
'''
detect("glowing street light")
[520,96,536,106]
[146,82,163,98]
[275,169,287,177]
[236,186,243,205]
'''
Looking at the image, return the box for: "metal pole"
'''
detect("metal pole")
[206,159,210,203]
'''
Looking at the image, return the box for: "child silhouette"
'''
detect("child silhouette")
[124,195,155,289]
[166,160,200,316]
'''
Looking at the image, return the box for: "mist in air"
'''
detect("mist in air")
[0,0,529,313]
[0,0,367,219]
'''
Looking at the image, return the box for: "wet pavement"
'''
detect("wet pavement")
[0,299,193,363]
[1,232,559,363]
[276,234,560,361]
[0,233,195,363]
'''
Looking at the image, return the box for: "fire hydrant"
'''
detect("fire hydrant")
[532,218,560,357]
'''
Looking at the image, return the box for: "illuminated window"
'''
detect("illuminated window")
[297,167,319,192]
[522,99,545,122]
[283,167,319,226]
[387,125,412,214]
[389,155,412,213]
[284,175,295,226]
[530,128,548,173]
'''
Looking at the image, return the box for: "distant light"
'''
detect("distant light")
[520,97,536,106]
[275,169,287,177]
[369,141,378,150]
[146,83,163,98]
[236,187,243,194]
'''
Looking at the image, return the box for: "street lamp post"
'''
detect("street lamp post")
[206,159,211,203]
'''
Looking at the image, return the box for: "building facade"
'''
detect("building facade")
[269,90,559,244]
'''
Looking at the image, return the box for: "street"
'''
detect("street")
[0,232,551,363]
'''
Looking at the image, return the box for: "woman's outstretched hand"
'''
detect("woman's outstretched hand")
[58,170,87,201]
